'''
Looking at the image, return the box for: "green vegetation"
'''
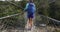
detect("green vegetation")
[35,0,60,20]
[0,0,60,32]
[0,1,25,29]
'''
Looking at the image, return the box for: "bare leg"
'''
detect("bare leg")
[29,18,33,27]
[26,18,33,30]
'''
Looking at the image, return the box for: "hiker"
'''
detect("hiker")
[24,0,36,30]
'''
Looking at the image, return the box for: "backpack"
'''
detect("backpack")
[27,3,35,13]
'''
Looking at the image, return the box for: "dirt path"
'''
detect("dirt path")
[0,26,47,32]
[0,26,60,32]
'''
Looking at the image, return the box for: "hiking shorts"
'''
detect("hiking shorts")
[27,12,34,18]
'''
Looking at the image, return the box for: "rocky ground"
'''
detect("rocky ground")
[0,25,60,32]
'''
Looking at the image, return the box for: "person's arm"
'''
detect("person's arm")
[24,3,29,12]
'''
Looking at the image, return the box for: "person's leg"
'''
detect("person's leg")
[27,18,33,30]
[28,13,34,29]
[29,18,33,27]
[26,13,34,30]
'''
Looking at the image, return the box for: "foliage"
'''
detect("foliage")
[35,0,60,20]
[0,1,25,29]
[0,0,60,30]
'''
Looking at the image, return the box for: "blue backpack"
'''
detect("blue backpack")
[27,3,35,13]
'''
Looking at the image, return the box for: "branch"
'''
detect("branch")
[39,14,60,22]
[7,1,24,10]
[0,13,23,19]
